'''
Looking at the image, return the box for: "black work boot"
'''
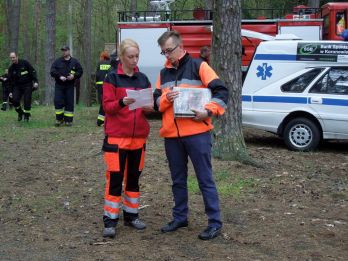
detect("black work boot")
[16,107,24,121]
[23,113,30,122]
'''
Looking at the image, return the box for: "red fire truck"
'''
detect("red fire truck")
[116,1,348,85]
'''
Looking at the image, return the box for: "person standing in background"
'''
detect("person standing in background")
[0,69,12,111]
[95,51,111,126]
[50,45,83,127]
[199,46,211,64]
[8,52,38,122]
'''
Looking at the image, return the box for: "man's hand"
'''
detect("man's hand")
[32,82,39,91]
[166,89,179,103]
[191,109,209,121]
[67,74,74,80]
[59,76,67,81]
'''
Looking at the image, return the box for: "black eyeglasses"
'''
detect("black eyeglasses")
[160,45,179,56]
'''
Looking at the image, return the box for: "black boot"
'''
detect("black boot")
[24,113,30,122]
[1,103,6,111]
[16,107,24,121]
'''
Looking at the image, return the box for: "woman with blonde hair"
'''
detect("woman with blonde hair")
[101,39,152,238]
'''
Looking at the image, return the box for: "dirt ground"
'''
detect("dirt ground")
[0,116,347,261]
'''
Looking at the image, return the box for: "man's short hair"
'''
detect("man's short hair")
[200,46,210,55]
[157,31,182,47]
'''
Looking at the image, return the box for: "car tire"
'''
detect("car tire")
[283,117,321,151]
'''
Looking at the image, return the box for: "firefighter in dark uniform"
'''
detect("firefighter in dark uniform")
[0,69,12,111]
[50,45,83,126]
[95,51,111,126]
[8,52,38,121]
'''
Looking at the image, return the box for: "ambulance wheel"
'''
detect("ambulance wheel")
[283,117,321,151]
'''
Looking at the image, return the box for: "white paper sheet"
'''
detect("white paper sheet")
[126,88,153,110]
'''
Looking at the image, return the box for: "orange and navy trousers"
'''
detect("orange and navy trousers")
[102,136,146,228]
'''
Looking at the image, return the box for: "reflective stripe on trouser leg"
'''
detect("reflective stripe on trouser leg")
[103,144,123,226]
[104,197,121,219]
[123,146,144,217]
[63,86,75,122]
[54,85,65,121]
[64,111,74,123]
[55,109,64,121]
[23,109,31,114]
[97,115,105,121]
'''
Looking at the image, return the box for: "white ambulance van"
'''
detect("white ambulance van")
[242,40,348,151]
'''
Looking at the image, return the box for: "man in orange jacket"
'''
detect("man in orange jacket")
[153,31,229,240]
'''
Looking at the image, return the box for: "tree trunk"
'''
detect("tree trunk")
[44,0,56,105]
[33,0,41,66]
[6,0,21,53]
[307,0,320,8]
[131,0,137,16]
[80,0,92,106]
[68,1,73,56]
[22,0,30,60]
[211,0,253,163]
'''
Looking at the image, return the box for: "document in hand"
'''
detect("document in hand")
[173,87,212,117]
[126,88,153,110]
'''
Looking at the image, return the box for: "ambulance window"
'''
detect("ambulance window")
[310,67,348,95]
[281,68,323,93]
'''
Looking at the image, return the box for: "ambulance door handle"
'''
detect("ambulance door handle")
[311,97,322,104]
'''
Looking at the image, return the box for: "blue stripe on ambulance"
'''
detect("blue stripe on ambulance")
[242,95,348,106]
[254,54,297,61]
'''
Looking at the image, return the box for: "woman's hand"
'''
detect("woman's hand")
[123,97,136,105]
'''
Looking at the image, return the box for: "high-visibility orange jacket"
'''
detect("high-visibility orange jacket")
[154,53,228,138]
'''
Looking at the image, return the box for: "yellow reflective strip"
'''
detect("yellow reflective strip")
[70,70,76,75]
[55,110,64,115]
[64,113,74,117]
[98,115,105,121]
[96,81,103,84]
[100,64,111,70]
[21,71,28,75]
[23,109,31,113]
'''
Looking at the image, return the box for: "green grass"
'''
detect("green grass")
[188,170,256,198]
[0,105,99,141]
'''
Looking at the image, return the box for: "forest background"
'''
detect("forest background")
[0,0,339,105]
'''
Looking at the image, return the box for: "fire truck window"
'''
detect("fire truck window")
[281,68,323,93]
[310,67,348,95]
[336,12,346,36]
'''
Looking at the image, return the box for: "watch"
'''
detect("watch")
[206,109,213,117]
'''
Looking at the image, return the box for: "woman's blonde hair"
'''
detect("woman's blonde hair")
[118,38,139,57]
